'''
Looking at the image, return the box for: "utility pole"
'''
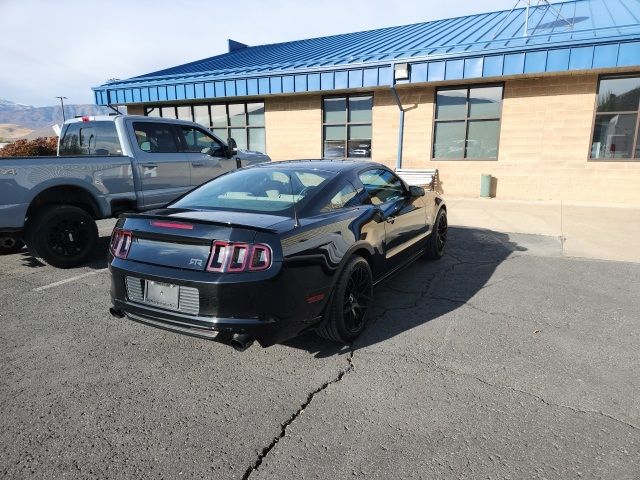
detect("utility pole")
[55,96,68,122]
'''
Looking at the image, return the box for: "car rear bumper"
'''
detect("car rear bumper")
[109,259,327,347]
[111,296,278,344]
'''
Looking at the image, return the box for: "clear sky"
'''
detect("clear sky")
[1,0,537,106]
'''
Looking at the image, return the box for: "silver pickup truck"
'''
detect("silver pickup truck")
[0,115,270,267]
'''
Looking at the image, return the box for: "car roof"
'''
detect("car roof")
[251,159,385,173]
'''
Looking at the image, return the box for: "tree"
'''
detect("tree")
[0,137,58,157]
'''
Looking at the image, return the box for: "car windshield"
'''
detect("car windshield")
[171,167,336,215]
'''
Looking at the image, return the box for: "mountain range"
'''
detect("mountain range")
[0,99,116,140]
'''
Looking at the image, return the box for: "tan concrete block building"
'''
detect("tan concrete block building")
[97,0,640,205]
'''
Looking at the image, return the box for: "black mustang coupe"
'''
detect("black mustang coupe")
[108,160,447,350]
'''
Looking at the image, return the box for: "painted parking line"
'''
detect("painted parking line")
[33,268,108,292]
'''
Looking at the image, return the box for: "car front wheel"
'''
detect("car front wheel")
[317,255,373,343]
[424,208,447,260]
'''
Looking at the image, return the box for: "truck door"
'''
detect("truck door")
[175,124,237,188]
[130,121,192,209]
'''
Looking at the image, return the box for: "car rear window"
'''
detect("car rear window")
[172,168,335,214]
[59,121,122,156]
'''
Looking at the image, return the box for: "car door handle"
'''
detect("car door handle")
[191,162,204,167]
[142,163,157,168]
[386,216,396,224]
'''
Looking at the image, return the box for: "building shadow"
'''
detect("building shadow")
[283,227,527,357]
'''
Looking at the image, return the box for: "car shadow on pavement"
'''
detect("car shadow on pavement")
[19,236,111,270]
[284,227,527,358]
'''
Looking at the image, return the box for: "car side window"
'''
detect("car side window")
[178,126,225,155]
[358,168,405,205]
[132,122,179,153]
[320,182,360,212]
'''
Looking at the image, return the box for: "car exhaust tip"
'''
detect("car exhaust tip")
[230,334,254,352]
[109,307,125,319]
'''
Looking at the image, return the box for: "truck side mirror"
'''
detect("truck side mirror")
[225,137,238,159]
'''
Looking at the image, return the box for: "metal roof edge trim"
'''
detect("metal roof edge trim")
[93,39,640,106]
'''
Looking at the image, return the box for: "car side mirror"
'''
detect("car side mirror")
[225,137,238,159]
[409,185,425,198]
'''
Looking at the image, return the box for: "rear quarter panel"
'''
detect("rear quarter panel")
[278,206,382,322]
[0,156,135,229]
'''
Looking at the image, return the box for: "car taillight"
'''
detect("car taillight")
[109,229,133,259]
[206,241,271,273]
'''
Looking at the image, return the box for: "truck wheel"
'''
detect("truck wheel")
[0,234,24,255]
[27,205,98,268]
[424,208,447,260]
[316,256,373,343]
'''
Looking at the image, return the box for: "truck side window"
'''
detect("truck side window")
[177,126,225,155]
[133,122,179,153]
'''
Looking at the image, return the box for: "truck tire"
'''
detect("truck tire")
[316,255,373,343]
[0,234,24,255]
[424,208,447,260]
[26,205,98,268]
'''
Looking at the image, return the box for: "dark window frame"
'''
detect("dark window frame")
[589,73,640,162]
[431,83,504,161]
[322,93,373,160]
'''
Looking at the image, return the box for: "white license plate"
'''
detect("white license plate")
[145,281,179,310]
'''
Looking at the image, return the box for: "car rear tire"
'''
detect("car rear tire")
[27,205,98,268]
[317,255,373,343]
[424,208,447,260]
[0,234,24,255]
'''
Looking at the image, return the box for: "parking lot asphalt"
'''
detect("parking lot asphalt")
[1,220,638,479]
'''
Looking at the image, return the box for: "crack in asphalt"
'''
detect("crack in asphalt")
[431,361,640,432]
[242,350,355,479]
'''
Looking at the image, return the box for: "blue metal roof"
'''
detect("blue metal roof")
[93,0,640,105]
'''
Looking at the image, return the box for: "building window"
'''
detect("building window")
[210,102,265,152]
[322,95,372,159]
[590,75,640,161]
[432,85,503,160]
[144,102,266,152]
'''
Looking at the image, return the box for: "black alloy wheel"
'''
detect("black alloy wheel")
[424,208,447,260]
[27,205,98,268]
[343,262,372,334]
[317,255,373,343]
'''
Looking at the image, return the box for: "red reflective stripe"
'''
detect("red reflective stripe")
[306,293,325,304]
[150,220,194,230]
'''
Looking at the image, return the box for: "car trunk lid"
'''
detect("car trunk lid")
[119,209,286,271]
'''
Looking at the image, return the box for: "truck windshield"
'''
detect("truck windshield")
[59,121,122,156]
[171,167,335,215]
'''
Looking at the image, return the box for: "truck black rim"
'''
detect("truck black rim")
[47,219,90,258]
